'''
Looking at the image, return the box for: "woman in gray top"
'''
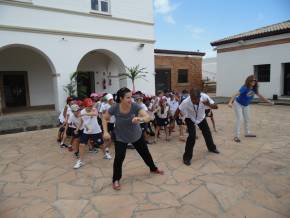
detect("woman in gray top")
[102,87,164,190]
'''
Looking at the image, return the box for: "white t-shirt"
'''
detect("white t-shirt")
[98,102,107,118]
[179,93,214,124]
[68,112,82,130]
[139,103,148,112]
[94,101,101,112]
[169,99,179,116]
[100,103,116,123]
[202,93,215,110]
[58,105,71,123]
[147,102,155,121]
[137,103,148,123]
[81,108,102,134]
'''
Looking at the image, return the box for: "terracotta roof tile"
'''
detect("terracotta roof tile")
[211,20,290,46]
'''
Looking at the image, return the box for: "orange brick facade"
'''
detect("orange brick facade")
[154,54,203,93]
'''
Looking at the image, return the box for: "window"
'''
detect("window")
[91,0,110,14]
[254,64,270,82]
[178,69,188,83]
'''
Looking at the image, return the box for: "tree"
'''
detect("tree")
[63,71,89,99]
[119,65,148,92]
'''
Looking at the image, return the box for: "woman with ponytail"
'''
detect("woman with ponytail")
[102,87,164,190]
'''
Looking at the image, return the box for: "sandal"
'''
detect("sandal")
[151,168,164,175]
[112,180,121,190]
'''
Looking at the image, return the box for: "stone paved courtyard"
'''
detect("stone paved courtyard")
[0,104,290,218]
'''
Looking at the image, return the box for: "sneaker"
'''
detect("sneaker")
[104,152,112,160]
[60,143,68,148]
[73,160,84,169]
[234,137,241,143]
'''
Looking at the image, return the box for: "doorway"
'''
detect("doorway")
[77,71,95,99]
[283,63,290,96]
[0,72,29,109]
[155,69,171,93]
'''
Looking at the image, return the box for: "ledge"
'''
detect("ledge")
[0,0,154,26]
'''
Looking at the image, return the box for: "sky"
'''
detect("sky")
[153,0,290,57]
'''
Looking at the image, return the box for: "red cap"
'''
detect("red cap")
[66,96,73,101]
[83,98,93,107]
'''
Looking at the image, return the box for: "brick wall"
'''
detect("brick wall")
[155,55,203,93]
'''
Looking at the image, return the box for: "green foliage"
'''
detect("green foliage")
[119,65,148,91]
[63,71,90,99]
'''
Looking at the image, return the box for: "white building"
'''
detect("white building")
[202,57,217,82]
[0,0,155,113]
[211,20,290,98]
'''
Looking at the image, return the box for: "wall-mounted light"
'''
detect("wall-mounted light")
[60,37,68,42]
[138,43,145,49]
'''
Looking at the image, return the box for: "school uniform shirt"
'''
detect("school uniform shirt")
[94,101,102,113]
[58,105,71,123]
[201,93,215,110]
[138,103,148,123]
[180,94,189,103]
[139,103,148,112]
[147,102,155,121]
[156,106,169,119]
[68,112,83,130]
[236,86,257,106]
[152,97,161,110]
[169,99,179,116]
[81,108,102,134]
[98,102,107,118]
[166,97,171,105]
[100,103,116,123]
[179,93,214,125]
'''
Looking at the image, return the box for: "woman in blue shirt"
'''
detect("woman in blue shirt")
[228,75,274,142]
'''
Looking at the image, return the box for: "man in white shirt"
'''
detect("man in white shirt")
[175,88,220,166]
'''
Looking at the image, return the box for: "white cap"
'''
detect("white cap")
[106,93,114,101]
[71,104,80,112]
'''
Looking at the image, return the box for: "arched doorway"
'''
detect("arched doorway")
[76,49,125,97]
[0,44,57,113]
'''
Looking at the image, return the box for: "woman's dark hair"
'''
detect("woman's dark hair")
[244,75,258,92]
[116,87,131,103]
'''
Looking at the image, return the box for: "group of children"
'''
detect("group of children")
[57,89,217,169]
[55,74,275,191]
